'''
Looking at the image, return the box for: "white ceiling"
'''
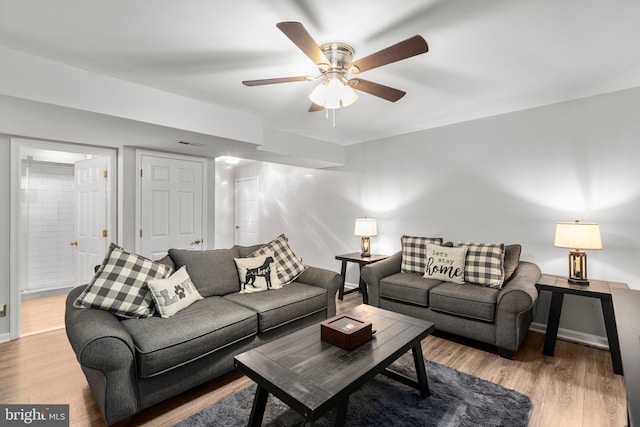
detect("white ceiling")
[1,0,639,146]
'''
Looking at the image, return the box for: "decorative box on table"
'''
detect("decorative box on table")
[321,314,373,350]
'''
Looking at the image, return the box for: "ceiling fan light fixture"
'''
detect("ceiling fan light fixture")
[308,74,358,109]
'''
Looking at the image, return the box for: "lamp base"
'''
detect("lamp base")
[360,237,371,257]
[568,250,589,286]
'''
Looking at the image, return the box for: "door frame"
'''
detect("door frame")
[9,138,117,340]
[134,149,208,256]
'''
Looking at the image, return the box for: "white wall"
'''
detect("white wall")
[220,87,640,343]
[230,160,362,268]
[214,159,237,248]
[346,87,640,338]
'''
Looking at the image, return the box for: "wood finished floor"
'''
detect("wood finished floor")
[0,292,627,426]
[21,294,67,336]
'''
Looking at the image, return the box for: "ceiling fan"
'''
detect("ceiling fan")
[242,22,429,112]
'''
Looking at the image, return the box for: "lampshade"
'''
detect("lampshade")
[554,221,602,250]
[309,75,358,109]
[354,218,377,237]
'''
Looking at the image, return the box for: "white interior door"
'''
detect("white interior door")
[235,177,260,246]
[75,157,109,284]
[138,153,205,259]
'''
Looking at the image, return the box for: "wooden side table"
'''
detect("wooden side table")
[335,253,388,304]
[535,274,628,375]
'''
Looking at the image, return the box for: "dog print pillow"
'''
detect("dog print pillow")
[234,252,282,294]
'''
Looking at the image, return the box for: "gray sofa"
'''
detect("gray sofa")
[361,245,541,358]
[65,244,341,426]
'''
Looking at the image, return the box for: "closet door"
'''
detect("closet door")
[137,152,206,259]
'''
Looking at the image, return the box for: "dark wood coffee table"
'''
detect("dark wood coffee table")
[234,304,435,426]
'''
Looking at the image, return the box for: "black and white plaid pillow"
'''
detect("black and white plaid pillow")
[401,235,443,274]
[74,243,173,318]
[456,242,505,288]
[249,234,307,284]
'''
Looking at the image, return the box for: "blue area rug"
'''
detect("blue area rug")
[175,352,532,427]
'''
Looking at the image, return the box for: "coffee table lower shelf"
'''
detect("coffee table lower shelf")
[233,305,435,426]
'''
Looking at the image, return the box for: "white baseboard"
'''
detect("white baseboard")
[344,281,359,290]
[0,332,11,343]
[529,322,609,350]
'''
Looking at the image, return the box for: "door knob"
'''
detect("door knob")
[70,241,78,247]
[191,239,202,245]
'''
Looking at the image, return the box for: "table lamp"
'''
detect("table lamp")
[354,218,377,257]
[554,220,602,285]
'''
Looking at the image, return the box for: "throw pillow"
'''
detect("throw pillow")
[73,243,173,318]
[249,234,307,284]
[423,244,468,284]
[234,253,282,294]
[400,235,444,274]
[147,266,204,318]
[503,244,522,283]
[168,248,241,297]
[456,242,506,288]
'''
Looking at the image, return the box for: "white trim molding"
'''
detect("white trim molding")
[529,322,610,350]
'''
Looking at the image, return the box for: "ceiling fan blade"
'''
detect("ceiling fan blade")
[308,103,324,112]
[242,76,309,86]
[349,79,406,102]
[348,35,428,74]
[276,21,330,65]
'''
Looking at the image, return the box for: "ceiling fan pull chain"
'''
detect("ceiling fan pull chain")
[332,108,336,128]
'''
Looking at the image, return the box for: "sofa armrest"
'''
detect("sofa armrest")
[296,266,342,317]
[497,261,541,313]
[361,251,402,307]
[495,261,542,352]
[65,286,139,425]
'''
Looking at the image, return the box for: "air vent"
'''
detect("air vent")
[178,141,205,147]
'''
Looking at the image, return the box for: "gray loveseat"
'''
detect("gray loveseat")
[361,243,541,359]
[65,243,341,426]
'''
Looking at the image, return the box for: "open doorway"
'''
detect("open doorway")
[10,139,117,339]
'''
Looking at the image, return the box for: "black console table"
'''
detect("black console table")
[535,274,627,375]
[611,287,640,427]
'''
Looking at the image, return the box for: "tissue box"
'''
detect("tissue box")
[320,314,373,350]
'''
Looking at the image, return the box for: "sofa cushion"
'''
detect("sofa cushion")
[168,247,241,297]
[235,253,282,293]
[121,297,257,378]
[379,272,443,307]
[147,266,204,318]
[223,282,326,332]
[503,244,522,283]
[424,244,468,284]
[249,234,307,284]
[456,242,506,288]
[156,254,175,271]
[429,282,500,323]
[74,243,173,318]
[236,244,264,257]
[401,235,443,274]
